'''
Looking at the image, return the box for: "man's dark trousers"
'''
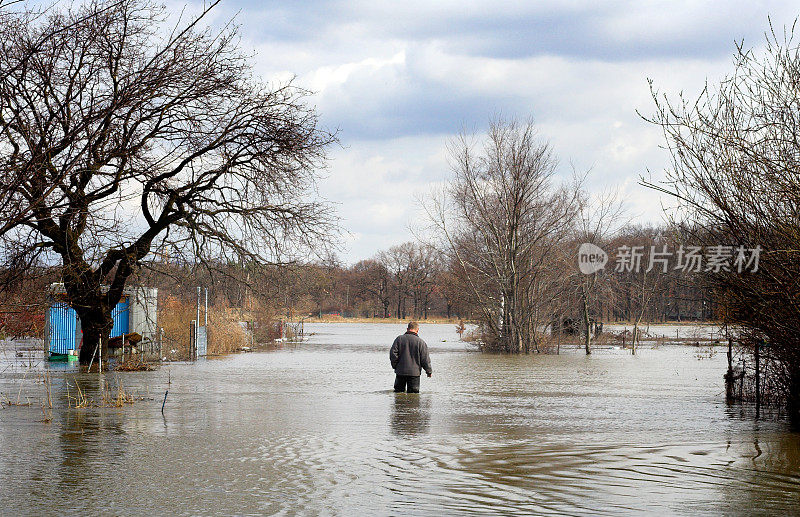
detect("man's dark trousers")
[394,375,420,393]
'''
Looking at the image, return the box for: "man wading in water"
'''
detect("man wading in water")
[390,322,432,393]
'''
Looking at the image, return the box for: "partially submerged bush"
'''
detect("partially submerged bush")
[158,295,251,358]
[207,300,249,355]
[158,296,194,360]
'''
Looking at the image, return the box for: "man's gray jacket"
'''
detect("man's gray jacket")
[390,331,432,376]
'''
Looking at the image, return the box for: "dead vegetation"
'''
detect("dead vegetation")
[158,296,195,360]
[114,357,156,371]
[66,375,144,408]
[40,369,52,422]
[206,299,249,355]
[461,323,720,353]
[159,296,250,360]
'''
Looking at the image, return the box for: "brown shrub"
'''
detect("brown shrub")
[159,295,263,358]
[158,296,194,360]
[207,300,249,355]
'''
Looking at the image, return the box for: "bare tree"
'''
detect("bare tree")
[644,21,800,422]
[570,188,625,354]
[378,243,417,319]
[400,243,440,319]
[413,245,442,320]
[0,1,130,243]
[0,0,336,364]
[424,118,581,353]
[351,259,392,318]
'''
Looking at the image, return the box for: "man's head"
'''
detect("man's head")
[407,321,419,333]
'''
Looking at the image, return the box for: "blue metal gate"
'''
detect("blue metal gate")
[48,302,77,354]
[111,297,130,337]
[49,298,130,354]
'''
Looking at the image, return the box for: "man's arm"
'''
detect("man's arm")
[420,341,432,377]
[390,337,400,369]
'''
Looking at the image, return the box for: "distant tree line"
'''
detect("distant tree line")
[0,222,717,342]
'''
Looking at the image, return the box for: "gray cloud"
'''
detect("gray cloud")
[236,0,793,61]
[205,0,797,262]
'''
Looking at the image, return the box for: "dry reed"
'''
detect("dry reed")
[159,296,249,358]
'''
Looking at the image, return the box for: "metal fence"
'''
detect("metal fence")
[724,339,785,418]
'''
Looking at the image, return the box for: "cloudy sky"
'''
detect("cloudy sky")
[194,1,796,263]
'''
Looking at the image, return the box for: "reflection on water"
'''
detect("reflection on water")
[390,394,431,437]
[1,322,799,515]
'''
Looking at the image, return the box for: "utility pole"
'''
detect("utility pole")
[195,286,201,359]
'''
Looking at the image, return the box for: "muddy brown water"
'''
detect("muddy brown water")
[1,323,799,515]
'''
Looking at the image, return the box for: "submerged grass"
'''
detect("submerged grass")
[115,357,157,371]
[67,374,145,409]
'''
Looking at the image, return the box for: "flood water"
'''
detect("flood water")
[2,323,799,515]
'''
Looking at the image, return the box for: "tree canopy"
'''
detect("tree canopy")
[0,0,336,362]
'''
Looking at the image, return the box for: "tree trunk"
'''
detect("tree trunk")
[787,373,800,429]
[396,292,402,320]
[61,260,120,365]
[582,294,592,355]
[755,340,761,419]
[725,338,734,401]
[76,306,114,365]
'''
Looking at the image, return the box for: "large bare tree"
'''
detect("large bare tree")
[0,0,336,363]
[378,243,416,320]
[644,22,800,423]
[425,118,581,353]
